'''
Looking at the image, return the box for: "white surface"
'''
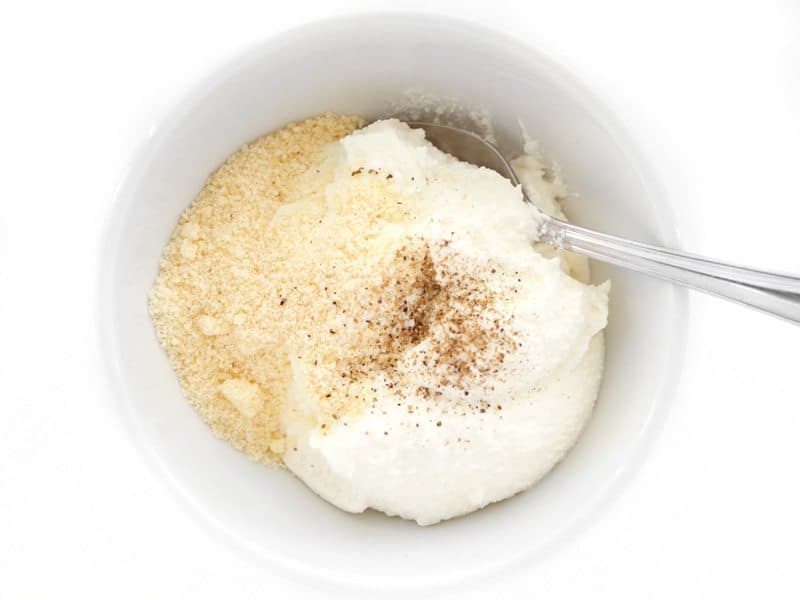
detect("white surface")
[1,1,799,598]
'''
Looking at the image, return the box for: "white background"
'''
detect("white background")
[1,1,799,598]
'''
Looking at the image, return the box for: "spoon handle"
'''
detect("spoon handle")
[539,215,800,325]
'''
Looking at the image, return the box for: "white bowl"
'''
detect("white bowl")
[100,14,688,590]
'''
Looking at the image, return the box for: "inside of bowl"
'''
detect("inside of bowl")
[104,15,687,588]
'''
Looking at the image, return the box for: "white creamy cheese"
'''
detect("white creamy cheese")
[281,119,609,525]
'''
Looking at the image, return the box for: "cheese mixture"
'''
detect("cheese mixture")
[149,115,609,525]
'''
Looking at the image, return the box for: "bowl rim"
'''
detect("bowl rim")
[96,11,689,591]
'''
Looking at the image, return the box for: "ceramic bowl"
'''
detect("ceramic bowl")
[100,13,688,590]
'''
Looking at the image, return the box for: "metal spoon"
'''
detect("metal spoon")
[409,122,800,325]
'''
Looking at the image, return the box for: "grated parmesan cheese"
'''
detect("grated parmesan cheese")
[148,114,364,464]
